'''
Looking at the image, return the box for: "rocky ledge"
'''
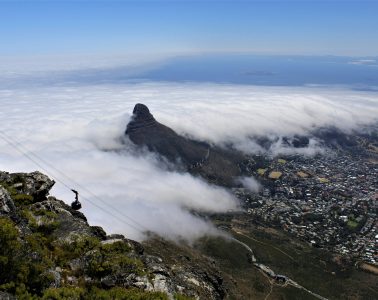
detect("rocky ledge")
[0,171,225,299]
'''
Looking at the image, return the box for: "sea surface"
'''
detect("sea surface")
[1,54,378,90]
[142,54,378,90]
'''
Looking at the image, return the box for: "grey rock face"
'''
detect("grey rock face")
[0,187,16,216]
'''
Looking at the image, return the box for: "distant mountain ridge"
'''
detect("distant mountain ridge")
[125,103,210,166]
[125,103,243,186]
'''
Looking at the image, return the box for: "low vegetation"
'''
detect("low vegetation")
[0,179,155,299]
[0,216,156,298]
[41,287,169,300]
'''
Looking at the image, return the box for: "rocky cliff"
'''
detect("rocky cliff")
[0,171,225,300]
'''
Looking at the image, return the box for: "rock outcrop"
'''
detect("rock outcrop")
[0,171,55,201]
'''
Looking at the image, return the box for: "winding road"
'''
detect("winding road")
[230,229,328,300]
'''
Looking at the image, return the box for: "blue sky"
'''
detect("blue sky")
[0,0,378,57]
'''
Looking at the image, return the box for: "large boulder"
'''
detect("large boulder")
[21,171,55,201]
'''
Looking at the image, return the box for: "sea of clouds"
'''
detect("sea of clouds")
[0,81,377,241]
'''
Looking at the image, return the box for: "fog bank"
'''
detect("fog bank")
[0,82,377,240]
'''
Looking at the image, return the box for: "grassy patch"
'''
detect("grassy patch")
[318,177,330,183]
[257,168,267,176]
[268,171,282,179]
[347,220,358,230]
[42,287,169,300]
[13,194,35,205]
[87,287,169,300]
[174,294,196,300]
[297,171,309,178]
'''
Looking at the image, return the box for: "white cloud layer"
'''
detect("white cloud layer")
[0,82,377,241]
[236,177,261,193]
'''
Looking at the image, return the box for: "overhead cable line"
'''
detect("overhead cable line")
[0,130,148,233]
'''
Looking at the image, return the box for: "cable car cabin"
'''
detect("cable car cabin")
[71,200,82,210]
[70,189,81,210]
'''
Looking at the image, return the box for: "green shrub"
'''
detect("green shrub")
[0,182,18,197]
[54,236,100,267]
[33,218,59,235]
[0,218,22,285]
[33,209,56,217]
[10,174,26,185]
[88,287,169,300]
[21,209,59,235]
[99,240,131,254]
[41,287,169,300]
[86,249,144,278]
[174,294,196,300]
[0,218,55,297]
[42,287,85,300]
[12,194,34,205]
[0,206,159,299]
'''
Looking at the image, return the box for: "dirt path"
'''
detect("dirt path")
[233,228,296,262]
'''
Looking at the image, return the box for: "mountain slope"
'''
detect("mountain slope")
[0,171,225,299]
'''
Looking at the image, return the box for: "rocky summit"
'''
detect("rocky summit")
[125,104,243,186]
[125,103,158,134]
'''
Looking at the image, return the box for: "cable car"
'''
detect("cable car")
[70,189,82,210]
